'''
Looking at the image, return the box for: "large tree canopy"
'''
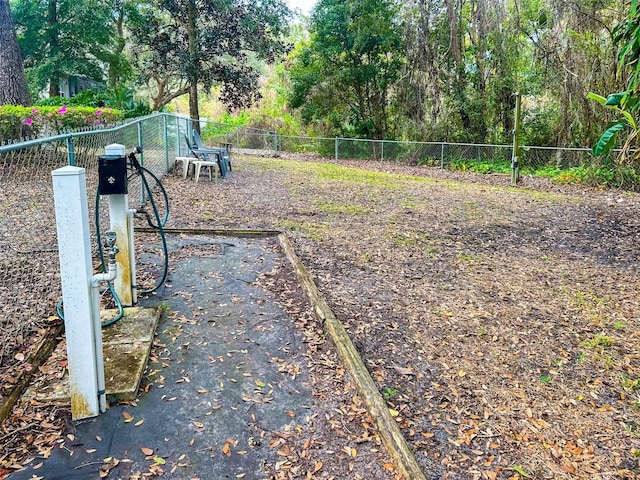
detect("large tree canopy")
[286,0,626,147]
[133,0,291,127]
[0,0,30,105]
[12,0,115,97]
[288,0,403,139]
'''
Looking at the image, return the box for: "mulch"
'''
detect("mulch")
[3,153,640,480]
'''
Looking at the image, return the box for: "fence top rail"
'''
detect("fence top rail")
[0,112,182,155]
[332,138,514,148]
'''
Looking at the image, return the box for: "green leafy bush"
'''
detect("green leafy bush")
[0,105,124,143]
[37,88,151,119]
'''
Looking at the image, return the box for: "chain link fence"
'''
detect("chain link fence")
[0,113,191,378]
[203,122,605,173]
[0,114,625,380]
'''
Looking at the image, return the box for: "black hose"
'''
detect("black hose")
[131,159,170,294]
[58,148,170,325]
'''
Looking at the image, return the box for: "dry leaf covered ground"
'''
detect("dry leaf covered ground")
[2,153,640,480]
[164,154,640,479]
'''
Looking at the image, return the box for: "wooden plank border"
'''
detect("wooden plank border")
[0,323,64,424]
[278,233,427,480]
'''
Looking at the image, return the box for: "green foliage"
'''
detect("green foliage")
[520,100,560,146]
[37,90,111,108]
[0,104,123,142]
[416,157,441,167]
[288,0,404,139]
[553,163,640,190]
[132,0,291,113]
[12,0,115,95]
[615,0,640,94]
[588,92,638,157]
[589,1,640,160]
[383,387,398,399]
[447,158,512,175]
[36,87,150,119]
[439,154,640,190]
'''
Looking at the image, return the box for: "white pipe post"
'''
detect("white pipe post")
[128,208,138,304]
[91,279,107,414]
[52,166,101,419]
[104,143,134,306]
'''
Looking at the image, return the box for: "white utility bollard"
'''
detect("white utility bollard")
[104,143,135,306]
[52,166,102,419]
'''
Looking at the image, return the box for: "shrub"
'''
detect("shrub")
[37,88,151,119]
[0,105,124,143]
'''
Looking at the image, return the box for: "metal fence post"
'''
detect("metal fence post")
[67,135,76,167]
[511,92,522,185]
[381,140,384,162]
[67,136,76,166]
[175,116,181,157]
[138,122,145,204]
[163,114,169,172]
[440,143,444,169]
[335,137,339,163]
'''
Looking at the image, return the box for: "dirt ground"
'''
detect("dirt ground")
[3,153,640,479]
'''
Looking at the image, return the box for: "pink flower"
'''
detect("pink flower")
[96,109,102,116]
[57,105,68,114]
[94,119,101,125]
[30,108,39,114]
[25,118,33,126]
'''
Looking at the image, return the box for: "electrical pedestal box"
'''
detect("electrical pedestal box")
[98,155,127,195]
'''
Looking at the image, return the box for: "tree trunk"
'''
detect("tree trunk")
[47,0,60,97]
[0,0,31,105]
[108,7,126,88]
[187,0,200,133]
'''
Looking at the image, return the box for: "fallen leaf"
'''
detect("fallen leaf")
[122,412,134,423]
[392,366,415,375]
[512,465,531,478]
[135,420,144,427]
[141,447,154,456]
[222,443,231,457]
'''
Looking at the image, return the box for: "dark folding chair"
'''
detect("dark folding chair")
[184,134,227,178]
[192,130,232,174]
